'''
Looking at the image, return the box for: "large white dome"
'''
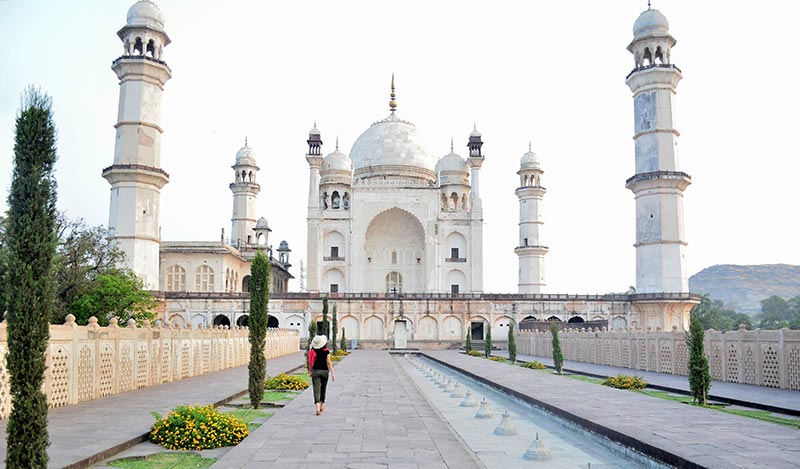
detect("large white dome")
[349,113,436,180]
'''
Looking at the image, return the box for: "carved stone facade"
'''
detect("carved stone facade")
[517,327,800,391]
[0,316,299,418]
[162,292,697,348]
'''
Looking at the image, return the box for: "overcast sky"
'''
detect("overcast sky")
[1,1,798,294]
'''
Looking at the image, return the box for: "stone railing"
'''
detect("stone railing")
[517,327,800,391]
[0,315,300,419]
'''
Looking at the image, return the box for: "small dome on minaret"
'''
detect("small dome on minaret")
[628,6,675,69]
[633,8,670,39]
[520,143,542,171]
[235,141,257,166]
[126,0,165,30]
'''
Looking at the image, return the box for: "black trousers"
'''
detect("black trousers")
[311,369,329,404]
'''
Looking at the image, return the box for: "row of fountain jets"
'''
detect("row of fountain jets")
[405,355,552,462]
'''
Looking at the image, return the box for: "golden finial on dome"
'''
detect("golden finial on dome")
[389,73,397,112]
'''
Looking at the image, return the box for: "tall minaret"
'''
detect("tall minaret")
[305,124,323,292]
[103,0,171,290]
[466,126,485,292]
[625,7,690,293]
[230,140,260,247]
[515,144,547,293]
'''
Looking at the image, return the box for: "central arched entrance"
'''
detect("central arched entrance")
[364,208,425,293]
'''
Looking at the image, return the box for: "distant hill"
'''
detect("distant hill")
[689,264,800,315]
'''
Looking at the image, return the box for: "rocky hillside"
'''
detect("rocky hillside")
[689,264,800,314]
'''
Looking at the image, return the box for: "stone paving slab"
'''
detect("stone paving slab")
[498,351,800,414]
[213,350,482,469]
[426,350,800,469]
[0,351,304,468]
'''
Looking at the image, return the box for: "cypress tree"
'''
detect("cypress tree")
[508,322,517,363]
[5,87,58,468]
[247,250,270,409]
[465,329,472,353]
[307,321,318,350]
[551,321,563,374]
[340,327,347,352]
[484,324,492,358]
[321,295,330,337]
[331,303,338,353]
[687,316,711,404]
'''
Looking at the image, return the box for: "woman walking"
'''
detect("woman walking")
[308,335,335,415]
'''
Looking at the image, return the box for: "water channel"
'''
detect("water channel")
[398,354,672,468]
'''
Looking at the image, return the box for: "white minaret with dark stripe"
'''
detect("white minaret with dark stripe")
[515,144,547,293]
[625,8,690,293]
[103,0,171,290]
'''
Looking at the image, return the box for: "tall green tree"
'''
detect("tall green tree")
[52,215,124,323]
[465,329,472,353]
[687,315,711,404]
[5,87,58,468]
[307,321,318,349]
[551,321,563,374]
[321,295,330,337]
[507,322,517,363]
[340,327,347,352]
[247,250,270,409]
[484,324,492,358]
[68,270,156,326]
[756,295,800,329]
[690,294,751,331]
[331,303,338,353]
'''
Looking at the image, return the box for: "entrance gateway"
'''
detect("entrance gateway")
[393,320,408,349]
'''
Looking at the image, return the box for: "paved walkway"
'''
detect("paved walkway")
[496,351,800,415]
[426,350,800,469]
[213,351,481,468]
[0,352,305,469]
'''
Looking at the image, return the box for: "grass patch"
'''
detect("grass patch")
[720,409,800,428]
[108,452,215,468]
[222,408,272,430]
[633,389,800,428]
[262,391,295,402]
[635,389,691,403]
[565,374,604,384]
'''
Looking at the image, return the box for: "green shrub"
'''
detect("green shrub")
[601,374,646,390]
[522,360,547,370]
[467,350,483,357]
[150,404,249,450]
[265,373,310,391]
[489,356,505,362]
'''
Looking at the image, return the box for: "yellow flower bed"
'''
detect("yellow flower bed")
[601,374,647,390]
[264,373,309,391]
[466,350,483,357]
[150,404,248,450]
[489,356,505,362]
[334,349,349,357]
[522,360,548,370]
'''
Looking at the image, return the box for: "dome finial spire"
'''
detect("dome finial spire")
[528,140,532,152]
[647,0,652,10]
[336,135,339,151]
[450,137,454,152]
[245,136,248,147]
[389,73,397,113]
